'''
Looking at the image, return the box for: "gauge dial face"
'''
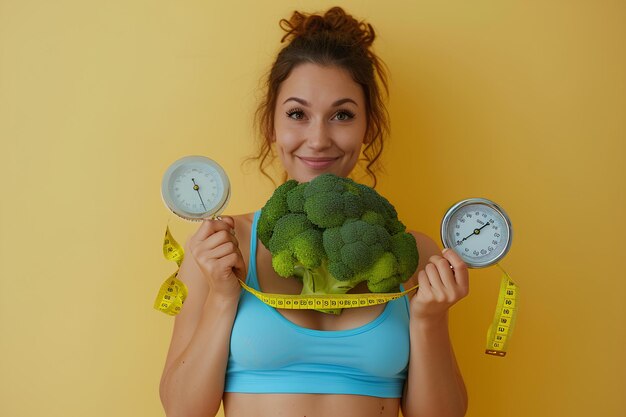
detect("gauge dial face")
[161,156,230,221]
[441,198,512,268]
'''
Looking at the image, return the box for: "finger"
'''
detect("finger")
[416,270,433,300]
[430,255,457,290]
[219,216,235,230]
[442,248,470,289]
[232,249,247,279]
[197,229,240,252]
[424,263,446,301]
[219,251,247,280]
[215,216,237,237]
[442,248,467,271]
[190,218,235,243]
[205,240,239,260]
[189,219,213,243]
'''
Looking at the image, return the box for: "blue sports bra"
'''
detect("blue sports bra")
[224,210,410,398]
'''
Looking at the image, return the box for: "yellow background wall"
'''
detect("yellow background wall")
[1,1,624,416]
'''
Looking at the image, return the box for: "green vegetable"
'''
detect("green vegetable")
[258,173,419,314]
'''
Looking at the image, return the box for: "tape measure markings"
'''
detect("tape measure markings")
[154,225,186,315]
[163,225,184,267]
[239,279,418,310]
[485,265,519,356]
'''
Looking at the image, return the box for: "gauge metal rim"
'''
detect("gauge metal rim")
[161,155,231,221]
[440,198,513,268]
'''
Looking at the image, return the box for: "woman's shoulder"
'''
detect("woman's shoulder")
[404,229,442,288]
[230,212,256,232]
[230,212,255,224]
[408,230,441,260]
[229,212,258,254]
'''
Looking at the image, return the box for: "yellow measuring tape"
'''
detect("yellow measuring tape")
[485,264,519,357]
[153,226,188,316]
[239,279,417,310]
[154,226,519,356]
[153,225,418,313]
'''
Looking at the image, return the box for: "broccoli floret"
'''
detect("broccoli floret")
[303,174,364,228]
[267,213,324,277]
[258,173,419,314]
[258,180,299,246]
[286,182,307,213]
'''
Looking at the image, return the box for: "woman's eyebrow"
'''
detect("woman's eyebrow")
[282,97,358,107]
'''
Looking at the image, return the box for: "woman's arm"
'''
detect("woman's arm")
[401,232,469,417]
[159,217,246,417]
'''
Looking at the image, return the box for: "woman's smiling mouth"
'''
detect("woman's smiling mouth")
[297,156,340,169]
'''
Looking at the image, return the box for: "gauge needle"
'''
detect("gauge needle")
[191,178,207,211]
[461,221,491,242]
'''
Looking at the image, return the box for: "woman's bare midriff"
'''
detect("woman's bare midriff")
[223,392,400,417]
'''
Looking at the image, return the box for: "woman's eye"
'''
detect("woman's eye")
[286,108,305,120]
[334,110,355,121]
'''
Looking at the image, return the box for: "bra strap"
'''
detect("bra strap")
[244,210,262,289]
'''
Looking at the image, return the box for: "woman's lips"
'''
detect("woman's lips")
[297,156,339,169]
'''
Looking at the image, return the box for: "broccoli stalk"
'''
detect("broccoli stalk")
[258,174,419,315]
[293,260,352,315]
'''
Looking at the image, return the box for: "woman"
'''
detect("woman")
[159,7,469,417]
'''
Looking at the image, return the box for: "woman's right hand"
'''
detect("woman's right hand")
[187,216,246,301]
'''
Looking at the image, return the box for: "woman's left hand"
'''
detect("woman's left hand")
[410,248,470,321]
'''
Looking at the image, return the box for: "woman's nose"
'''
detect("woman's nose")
[306,120,332,150]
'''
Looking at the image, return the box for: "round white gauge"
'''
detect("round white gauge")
[441,198,513,268]
[161,155,231,221]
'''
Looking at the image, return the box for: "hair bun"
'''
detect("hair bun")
[279,6,375,48]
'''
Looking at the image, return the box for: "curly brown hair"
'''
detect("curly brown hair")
[251,6,390,187]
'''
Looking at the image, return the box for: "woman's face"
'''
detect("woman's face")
[273,63,368,183]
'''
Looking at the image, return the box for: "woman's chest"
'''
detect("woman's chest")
[229,290,411,378]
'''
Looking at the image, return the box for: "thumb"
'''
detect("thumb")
[233,251,248,280]
[219,215,235,230]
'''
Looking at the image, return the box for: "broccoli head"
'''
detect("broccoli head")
[258,173,419,314]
